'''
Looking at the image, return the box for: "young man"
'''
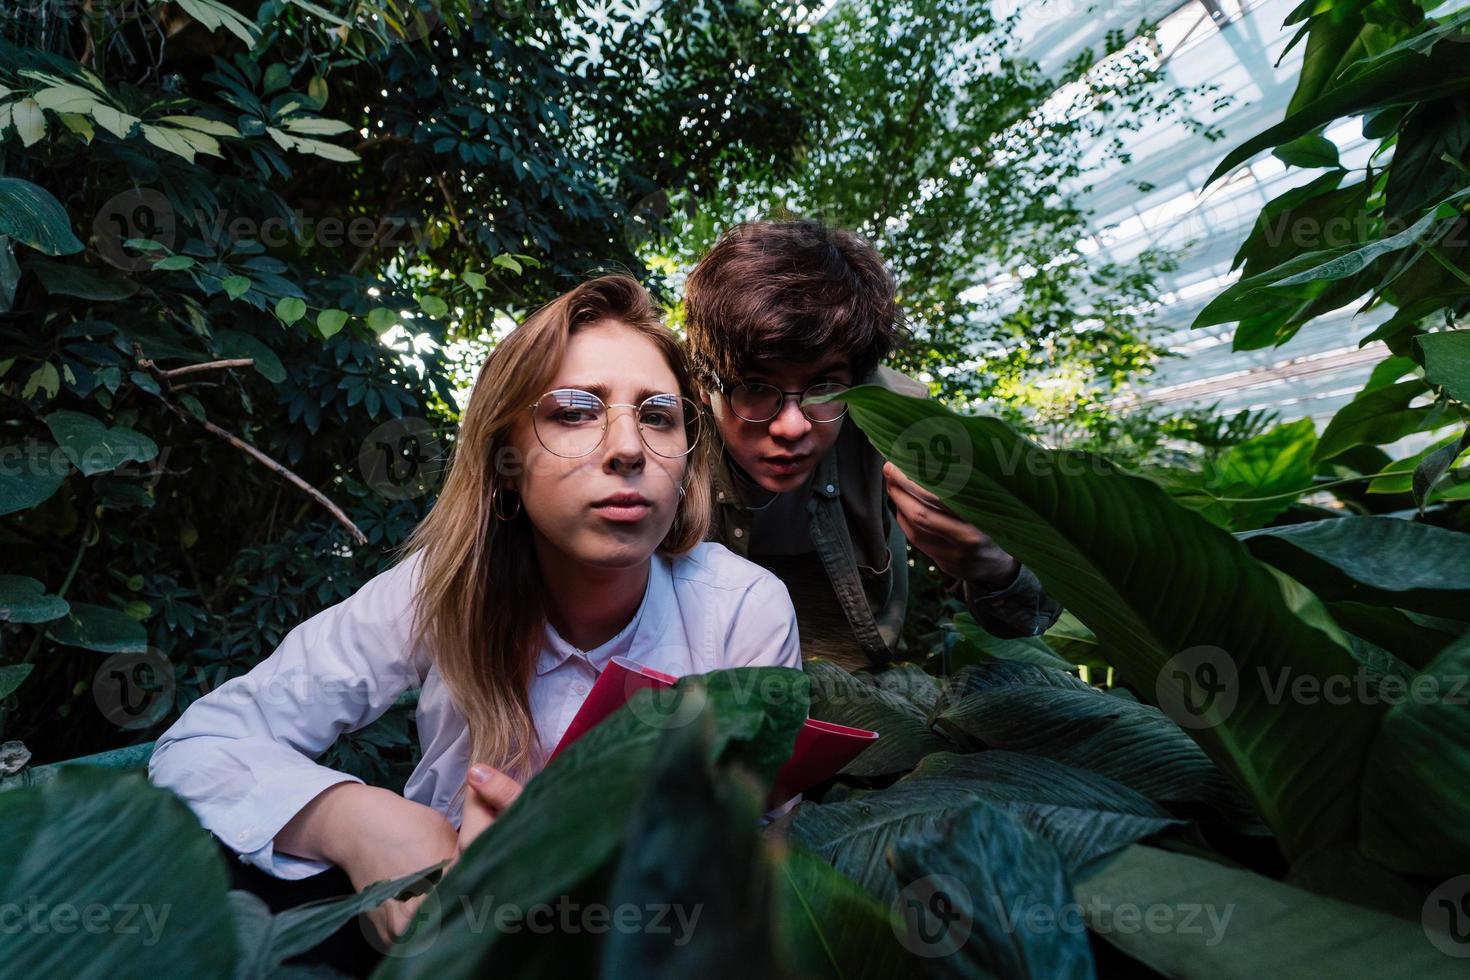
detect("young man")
[684,219,1062,672]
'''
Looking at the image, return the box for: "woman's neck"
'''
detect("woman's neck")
[532,536,651,652]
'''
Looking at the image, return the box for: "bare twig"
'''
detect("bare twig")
[133,344,368,546]
[162,358,255,379]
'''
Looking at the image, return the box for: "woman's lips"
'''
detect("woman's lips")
[591,502,652,523]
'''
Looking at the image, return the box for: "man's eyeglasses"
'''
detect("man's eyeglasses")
[714,379,850,424]
[530,389,703,459]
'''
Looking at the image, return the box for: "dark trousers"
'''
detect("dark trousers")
[219,837,385,977]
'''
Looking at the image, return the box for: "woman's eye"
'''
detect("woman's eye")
[554,408,597,424]
[640,410,676,428]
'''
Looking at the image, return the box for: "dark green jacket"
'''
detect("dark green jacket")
[706,365,1062,668]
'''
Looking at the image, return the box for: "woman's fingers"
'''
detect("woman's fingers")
[467,763,524,812]
[457,763,525,855]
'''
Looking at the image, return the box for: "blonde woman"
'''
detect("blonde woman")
[148,275,802,944]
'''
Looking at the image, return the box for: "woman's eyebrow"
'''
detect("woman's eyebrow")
[553,381,673,403]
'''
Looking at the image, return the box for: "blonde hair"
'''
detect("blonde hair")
[394,274,711,786]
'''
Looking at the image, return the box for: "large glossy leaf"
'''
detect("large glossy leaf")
[830,385,1379,864]
[1360,633,1470,875]
[773,844,917,979]
[0,439,69,516]
[0,175,83,255]
[1418,329,1470,405]
[229,864,445,980]
[1312,378,1433,462]
[949,612,1078,672]
[0,574,70,623]
[790,750,1178,906]
[1074,845,1464,976]
[599,707,777,976]
[46,600,148,652]
[45,409,158,476]
[805,658,954,778]
[1238,516,1470,621]
[373,668,808,978]
[1206,38,1470,186]
[889,800,1096,979]
[0,767,236,978]
[932,662,1258,828]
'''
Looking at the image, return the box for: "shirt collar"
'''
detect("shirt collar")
[535,556,668,676]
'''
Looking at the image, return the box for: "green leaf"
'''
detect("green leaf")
[1074,845,1461,976]
[273,295,307,324]
[599,707,776,976]
[151,255,196,271]
[22,362,60,400]
[889,799,1096,978]
[0,575,69,624]
[378,668,808,977]
[0,768,237,977]
[931,661,1257,827]
[492,253,523,274]
[1239,516,1470,621]
[0,177,83,255]
[366,307,399,333]
[215,330,286,384]
[26,258,138,300]
[833,385,1378,864]
[418,293,448,318]
[316,308,348,338]
[1417,329,1470,405]
[1313,378,1432,462]
[0,440,68,515]
[949,612,1079,672]
[46,601,149,652]
[805,659,952,777]
[1197,418,1319,530]
[220,274,252,299]
[461,270,486,291]
[229,863,444,980]
[1360,633,1470,875]
[791,751,1177,905]
[1412,427,1470,509]
[44,409,158,476]
[774,845,915,979]
[0,663,34,700]
[1273,132,1340,169]
[1206,41,1470,187]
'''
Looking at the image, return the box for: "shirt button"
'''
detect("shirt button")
[825,483,836,494]
[717,491,726,501]
[733,528,744,538]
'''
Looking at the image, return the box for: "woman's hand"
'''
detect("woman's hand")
[455,763,524,858]
[277,782,458,948]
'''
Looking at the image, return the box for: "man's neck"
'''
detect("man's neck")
[532,533,651,651]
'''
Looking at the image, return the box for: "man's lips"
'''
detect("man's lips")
[590,492,652,523]
[761,454,812,474]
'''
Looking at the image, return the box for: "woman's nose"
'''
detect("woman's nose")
[603,408,645,471]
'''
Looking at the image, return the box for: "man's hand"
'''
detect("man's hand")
[882,461,1021,588]
[457,763,524,858]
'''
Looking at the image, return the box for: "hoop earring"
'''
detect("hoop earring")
[492,487,521,521]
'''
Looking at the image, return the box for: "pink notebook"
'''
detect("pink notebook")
[547,656,879,808]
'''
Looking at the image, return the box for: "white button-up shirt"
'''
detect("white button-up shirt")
[148,541,802,879]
